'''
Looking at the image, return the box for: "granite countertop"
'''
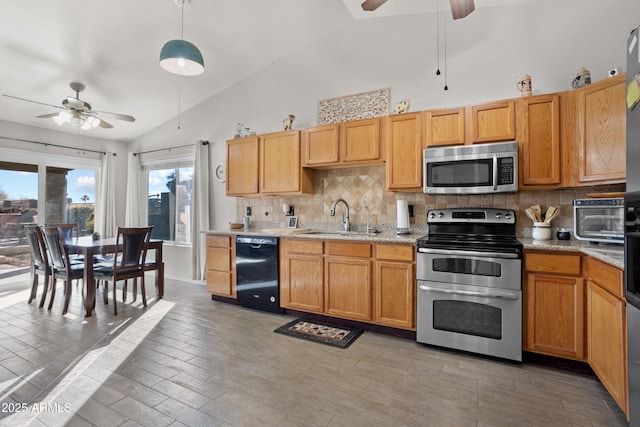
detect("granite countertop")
[202,230,624,268]
[202,228,422,244]
[520,238,624,269]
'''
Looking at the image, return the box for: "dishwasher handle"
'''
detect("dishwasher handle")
[236,236,278,246]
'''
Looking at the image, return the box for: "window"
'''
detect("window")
[147,165,194,244]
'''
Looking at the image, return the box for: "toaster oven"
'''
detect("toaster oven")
[573,198,624,244]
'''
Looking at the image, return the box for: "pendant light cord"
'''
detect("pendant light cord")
[443,15,448,91]
[436,1,440,76]
[180,0,185,40]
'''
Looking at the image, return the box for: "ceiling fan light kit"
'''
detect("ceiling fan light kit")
[160,0,204,76]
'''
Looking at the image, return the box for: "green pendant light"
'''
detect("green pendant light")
[160,0,204,76]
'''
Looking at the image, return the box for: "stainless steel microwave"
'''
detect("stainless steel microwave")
[423,141,518,195]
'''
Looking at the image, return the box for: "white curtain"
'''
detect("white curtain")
[192,141,211,281]
[96,151,117,237]
[125,153,146,226]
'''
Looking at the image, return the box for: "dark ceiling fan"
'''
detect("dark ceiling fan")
[3,82,135,130]
[361,0,475,19]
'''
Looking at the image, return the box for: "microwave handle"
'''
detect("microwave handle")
[493,154,498,191]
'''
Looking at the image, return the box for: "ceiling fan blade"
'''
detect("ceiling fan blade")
[97,119,114,129]
[361,0,388,12]
[450,0,475,19]
[2,94,64,110]
[36,112,60,119]
[94,110,136,122]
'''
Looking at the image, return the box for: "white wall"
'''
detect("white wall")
[133,0,640,280]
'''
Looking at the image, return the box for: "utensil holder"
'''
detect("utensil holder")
[532,222,551,240]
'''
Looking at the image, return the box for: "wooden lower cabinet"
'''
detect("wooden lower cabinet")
[524,251,584,359]
[586,258,627,416]
[374,244,415,329]
[525,273,584,359]
[279,239,324,313]
[205,234,235,298]
[325,241,372,322]
[279,238,415,330]
[325,256,372,321]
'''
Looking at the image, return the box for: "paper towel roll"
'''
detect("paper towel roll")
[396,200,410,230]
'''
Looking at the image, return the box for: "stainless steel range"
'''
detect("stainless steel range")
[416,208,523,361]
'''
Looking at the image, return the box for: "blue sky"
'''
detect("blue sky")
[0,169,96,203]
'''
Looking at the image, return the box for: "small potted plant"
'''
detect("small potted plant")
[92,232,101,241]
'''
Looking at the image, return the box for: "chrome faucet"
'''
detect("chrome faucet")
[330,199,350,232]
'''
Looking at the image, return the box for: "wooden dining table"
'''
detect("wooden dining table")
[64,236,164,317]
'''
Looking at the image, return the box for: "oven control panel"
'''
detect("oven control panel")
[427,208,515,224]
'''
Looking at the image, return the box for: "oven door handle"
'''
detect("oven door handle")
[418,247,519,259]
[419,285,520,300]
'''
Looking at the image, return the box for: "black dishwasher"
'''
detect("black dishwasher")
[235,236,283,313]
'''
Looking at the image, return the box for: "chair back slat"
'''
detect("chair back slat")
[42,226,70,270]
[115,227,153,273]
[24,224,49,270]
[45,223,78,243]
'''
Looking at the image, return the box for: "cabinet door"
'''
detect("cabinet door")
[467,99,516,144]
[518,94,561,188]
[525,273,585,359]
[385,112,423,191]
[260,130,313,194]
[226,137,259,196]
[340,118,381,163]
[282,254,324,313]
[374,260,414,329]
[587,280,627,415]
[302,124,340,166]
[423,108,465,147]
[325,257,372,321]
[576,75,626,184]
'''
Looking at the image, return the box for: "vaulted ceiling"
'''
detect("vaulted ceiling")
[0,0,547,142]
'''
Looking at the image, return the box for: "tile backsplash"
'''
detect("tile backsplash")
[236,165,625,236]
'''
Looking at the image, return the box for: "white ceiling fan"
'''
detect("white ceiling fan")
[3,82,135,130]
[361,0,475,19]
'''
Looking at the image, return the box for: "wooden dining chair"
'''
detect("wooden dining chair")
[94,226,153,315]
[23,224,52,307]
[45,223,85,264]
[41,226,85,314]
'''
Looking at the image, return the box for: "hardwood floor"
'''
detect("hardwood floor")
[0,274,629,426]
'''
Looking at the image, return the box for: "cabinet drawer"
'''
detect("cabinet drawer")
[525,251,582,276]
[285,239,323,255]
[207,234,231,248]
[206,270,232,293]
[376,244,414,262]
[326,241,371,258]
[587,257,624,298]
[207,248,231,271]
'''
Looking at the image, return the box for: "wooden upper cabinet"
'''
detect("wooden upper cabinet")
[385,112,423,191]
[302,124,340,166]
[341,118,381,162]
[467,99,516,144]
[423,108,466,147]
[226,136,259,196]
[575,74,626,185]
[517,94,562,188]
[302,118,382,168]
[259,130,313,195]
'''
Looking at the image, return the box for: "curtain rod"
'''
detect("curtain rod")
[0,135,108,155]
[133,140,209,156]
